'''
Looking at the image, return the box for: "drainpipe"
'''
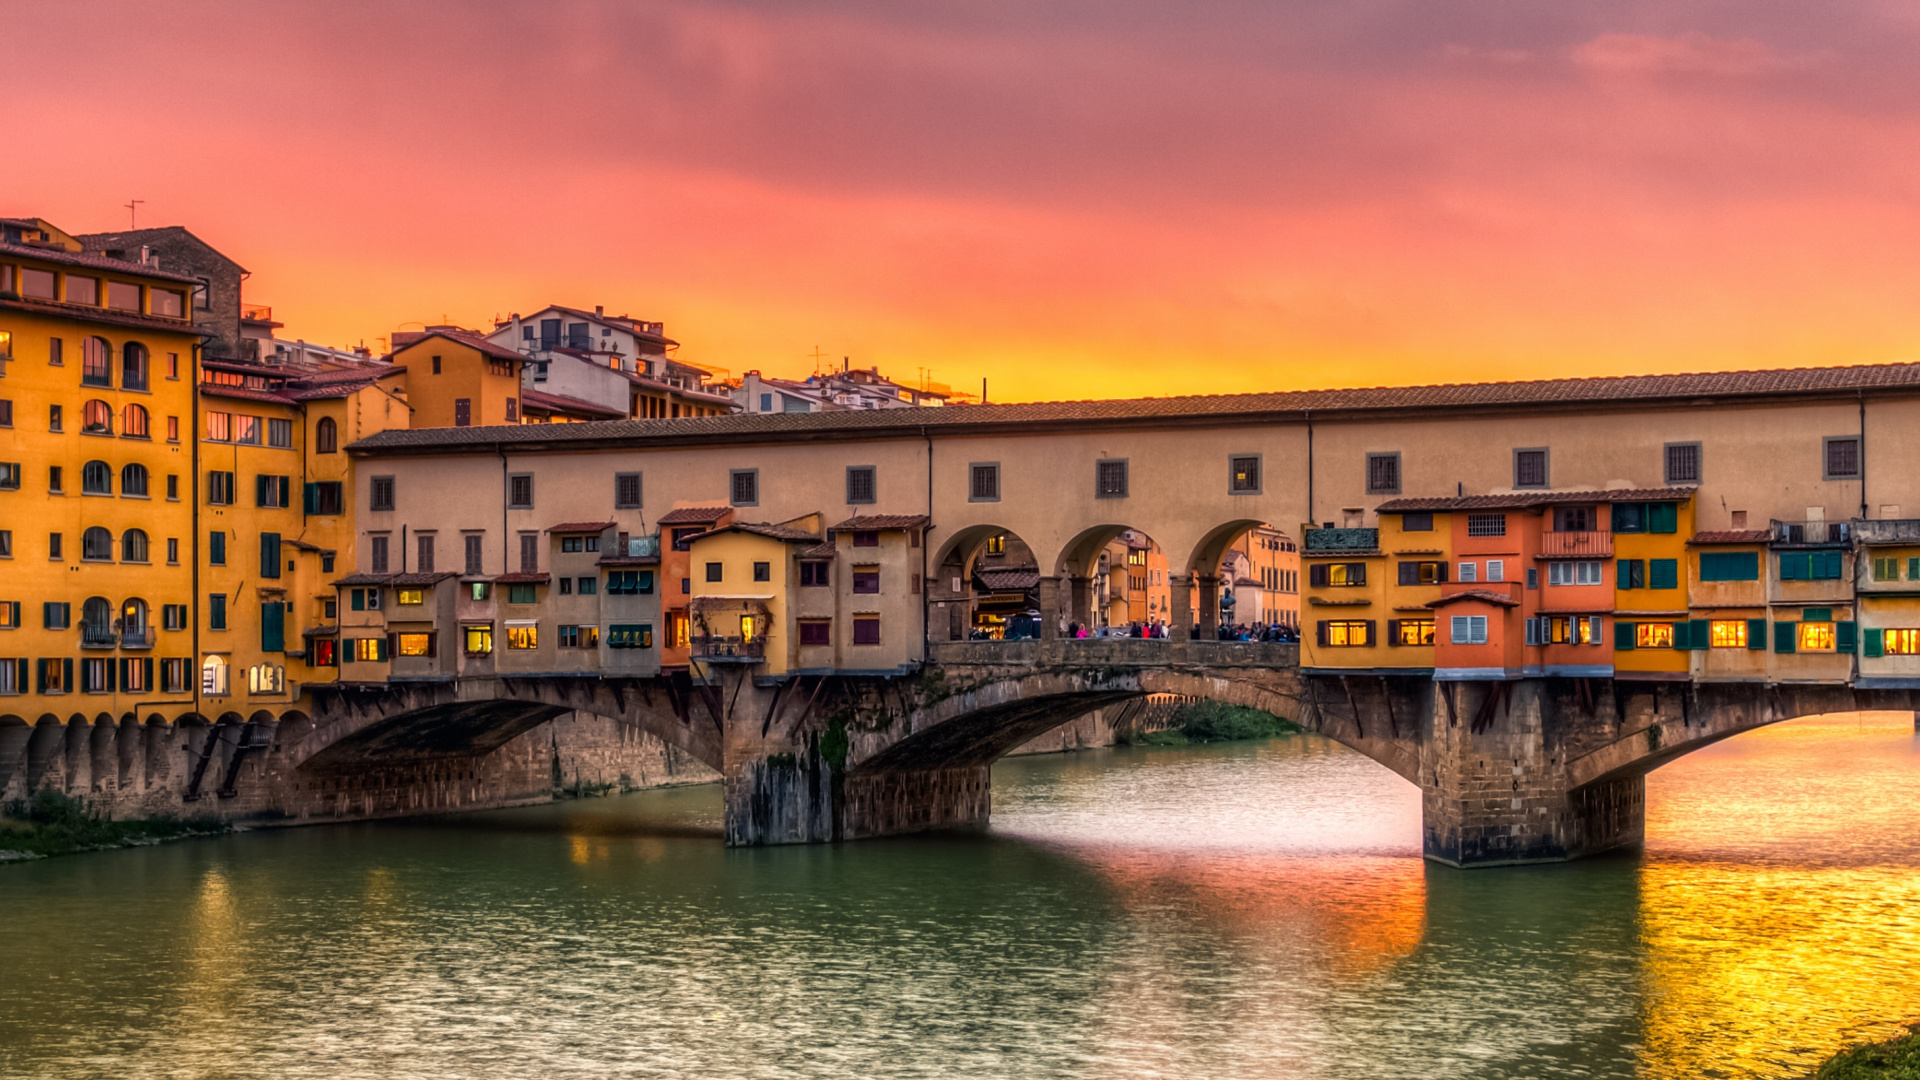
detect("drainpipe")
[922,425,934,664]
[1304,409,1314,531]
[1859,390,1868,520]
[498,446,510,572]
[191,341,202,718]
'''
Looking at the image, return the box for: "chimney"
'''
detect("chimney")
[595,305,604,316]
[139,245,150,265]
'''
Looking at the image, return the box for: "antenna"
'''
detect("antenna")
[124,199,144,229]
[807,345,830,374]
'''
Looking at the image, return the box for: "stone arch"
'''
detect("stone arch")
[25,716,66,793]
[116,713,143,791]
[88,715,117,793]
[930,523,1044,643]
[1051,523,1177,634]
[0,715,30,798]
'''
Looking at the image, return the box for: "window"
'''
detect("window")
[0,463,16,491]
[43,602,70,629]
[1400,512,1433,532]
[205,411,232,442]
[508,473,533,508]
[558,625,599,648]
[81,337,111,385]
[1513,448,1549,488]
[468,582,487,601]
[209,594,228,631]
[121,342,148,390]
[1799,621,1837,652]
[397,588,425,606]
[749,560,771,583]
[464,625,494,655]
[853,617,881,645]
[353,637,388,662]
[259,532,281,578]
[21,268,55,300]
[799,620,831,646]
[82,460,112,495]
[1486,559,1505,583]
[315,417,338,454]
[166,537,178,564]
[1632,623,1673,648]
[970,463,1000,502]
[305,481,344,515]
[81,526,113,561]
[853,568,880,593]
[730,469,758,506]
[49,404,62,432]
[1214,453,1263,497]
[985,535,1007,556]
[105,281,140,312]
[1665,442,1701,485]
[0,400,11,428]
[577,576,596,595]
[1616,559,1645,589]
[0,530,8,557]
[519,533,539,572]
[370,535,390,573]
[117,463,148,497]
[1881,629,1920,656]
[234,415,260,445]
[1875,556,1900,582]
[370,476,395,511]
[1547,561,1603,586]
[1466,513,1506,537]
[506,624,539,649]
[255,474,291,508]
[166,473,179,500]
[1824,436,1861,480]
[121,403,149,439]
[1554,506,1593,532]
[209,530,227,566]
[397,633,435,657]
[1308,562,1366,587]
[1394,619,1436,646]
[508,584,536,604]
[268,418,293,448]
[1398,561,1446,585]
[848,531,878,548]
[1448,615,1488,645]
[615,472,642,509]
[559,577,573,595]
[416,534,435,574]
[1457,562,1477,583]
[1648,559,1677,589]
[465,534,484,574]
[163,604,187,631]
[1095,459,1128,498]
[452,398,472,427]
[1699,552,1760,582]
[152,289,183,318]
[121,529,148,563]
[1709,620,1749,648]
[1323,620,1375,646]
[1779,551,1845,581]
[606,570,653,594]
[0,603,14,629]
[166,353,179,380]
[705,561,723,583]
[0,659,17,695]
[69,277,100,305]
[82,399,112,434]
[49,532,62,559]
[846,466,876,504]
[1365,452,1400,495]
[800,561,831,587]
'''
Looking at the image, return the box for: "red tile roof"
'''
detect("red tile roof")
[1690,530,1772,545]
[1377,487,1697,513]
[697,522,822,543]
[545,521,616,534]
[494,572,551,584]
[330,571,458,587]
[657,505,732,524]
[832,514,931,531]
[522,388,625,419]
[976,567,1041,591]
[200,383,296,405]
[1426,589,1521,608]
[0,239,201,282]
[392,327,525,363]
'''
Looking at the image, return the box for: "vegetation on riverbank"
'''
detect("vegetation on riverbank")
[1809,1025,1920,1079]
[1120,702,1301,748]
[0,791,227,861]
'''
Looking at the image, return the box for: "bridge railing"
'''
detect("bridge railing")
[927,639,1298,669]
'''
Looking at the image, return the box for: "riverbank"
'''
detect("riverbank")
[1810,1025,1920,1078]
[1118,701,1299,747]
[0,791,228,861]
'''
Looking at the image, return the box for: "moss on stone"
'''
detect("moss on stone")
[1809,1025,1920,1079]
[0,791,226,861]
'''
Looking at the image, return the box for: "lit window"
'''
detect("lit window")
[1884,629,1920,656]
[396,589,425,605]
[205,411,232,442]
[397,633,433,657]
[1637,623,1675,648]
[506,624,539,649]
[463,625,494,655]
[985,536,1007,556]
[1709,620,1748,648]
[354,638,387,662]
[1395,619,1435,646]
[1325,620,1372,646]
[1798,622,1836,652]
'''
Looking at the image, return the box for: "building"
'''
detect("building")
[388,327,528,428]
[734,364,952,415]
[75,225,249,360]
[0,217,203,715]
[487,306,735,419]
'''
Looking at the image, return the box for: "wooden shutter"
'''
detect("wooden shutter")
[1649,503,1678,534]
[1747,619,1767,650]
[1398,562,1417,586]
[1614,622,1635,651]
[1315,621,1327,646]
[1309,564,1329,588]
[1691,620,1711,649]
[1836,621,1857,654]
[1362,620,1376,646]
[1386,619,1401,646]
[1774,621,1796,653]
[261,601,285,653]
[1864,627,1884,658]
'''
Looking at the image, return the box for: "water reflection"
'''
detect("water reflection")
[0,714,1913,1079]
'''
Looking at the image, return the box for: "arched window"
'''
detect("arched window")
[82,460,113,495]
[121,529,149,563]
[201,655,229,695]
[82,527,114,561]
[81,336,112,387]
[121,463,149,497]
[248,664,286,694]
[121,342,149,390]
[81,597,113,645]
[120,598,149,638]
[315,416,338,454]
[82,400,113,435]
[121,403,149,438]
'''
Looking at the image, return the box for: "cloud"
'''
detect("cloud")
[1571,32,1817,78]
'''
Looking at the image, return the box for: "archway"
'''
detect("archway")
[1052,524,1178,638]
[1186,519,1302,641]
[931,524,1044,642]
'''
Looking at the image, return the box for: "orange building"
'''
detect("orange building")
[388,328,527,428]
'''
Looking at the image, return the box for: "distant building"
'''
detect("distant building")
[734,362,951,414]
[75,225,249,359]
[486,305,735,419]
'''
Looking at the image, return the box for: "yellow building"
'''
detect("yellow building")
[687,518,823,677]
[1610,496,1697,678]
[0,217,201,730]
[389,327,525,429]
[1853,519,1920,687]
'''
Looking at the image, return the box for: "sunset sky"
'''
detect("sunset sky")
[12,1,1920,401]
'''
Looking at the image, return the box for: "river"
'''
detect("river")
[2,713,1918,1079]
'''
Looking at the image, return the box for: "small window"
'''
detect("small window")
[1824,436,1861,480]
[1513,448,1549,488]
[799,620,831,646]
[268,418,293,448]
[846,466,876,505]
[1448,615,1488,645]
[1229,455,1261,494]
[1466,513,1506,537]
[753,561,771,582]
[1400,512,1432,532]
[370,476,395,511]
[1457,561,1477,583]
[507,585,537,605]
[315,417,338,454]
[1665,442,1701,485]
[800,561,831,587]
[519,533,539,572]
[970,463,1000,502]
[706,562,723,583]
[465,534,485,574]
[82,399,113,435]
[1365,452,1400,495]
[508,474,534,508]
[370,536,390,573]
[730,469,758,506]
[1095,459,1128,499]
[614,472,642,509]
[853,569,880,594]
[852,617,881,645]
[121,403,149,438]
[853,531,879,548]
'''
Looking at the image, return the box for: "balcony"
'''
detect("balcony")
[121,627,155,650]
[241,304,273,323]
[1538,531,1613,558]
[1304,527,1379,554]
[691,637,764,662]
[1771,519,1851,546]
[1851,518,1920,546]
[80,625,118,649]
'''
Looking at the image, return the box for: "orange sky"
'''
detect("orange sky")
[12,1,1920,401]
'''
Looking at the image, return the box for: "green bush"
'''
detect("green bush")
[0,791,223,859]
[1172,701,1299,743]
[1812,1026,1920,1079]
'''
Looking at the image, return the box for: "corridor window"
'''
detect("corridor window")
[1095,459,1128,499]
[1709,621,1748,648]
[614,472,642,509]
[1665,442,1702,485]
[1637,623,1674,648]
[729,469,758,506]
[1230,455,1261,494]
[1513,448,1549,488]
[506,624,539,649]
[969,463,1000,502]
[846,466,876,505]
[1393,619,1435,646]
[508,474,534,508]
[1798,621,1836,652]
[1365,452,1399,495]
[1824,436,1861,480]
[1448,616,1487,645]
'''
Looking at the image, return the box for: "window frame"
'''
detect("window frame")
[1228,454,1262,496]
[1512,447,1550,489]
[968,462,1001,503]
[1823,435,1862,481]
[507,473,534,509]
[1664,441,1702,485]
[729,468,759,507]
[1365,452,1401,496]
[614,472,643,509]
[845,465,877,505]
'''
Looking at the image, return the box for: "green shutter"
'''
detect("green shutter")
[1775,621,1797,653]
[1615,622,1636,651]
[105,658,116,693]
[1651,559,1679,590]
[261,532,281,579]
[1865,627,1885,658]
[351,589,365,612]
[1673,621,1691,650]
[304,482,320,514]
[1909,557,1919,581]
[1803,607,1832,622]
[261,602,285,653]
[1649,502,1678,534]
[1690,619,1711,649]
[1779,553,1806,581]
[1819,550,1845,580]
[1747,618,1767,650]
[1837,621,1857,654]
[143,657,153,690]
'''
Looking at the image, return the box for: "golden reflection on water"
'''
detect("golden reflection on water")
[1637,712,1920,1079]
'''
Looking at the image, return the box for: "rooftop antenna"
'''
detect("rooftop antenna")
[124,199,144,229]
[807,345,830,375]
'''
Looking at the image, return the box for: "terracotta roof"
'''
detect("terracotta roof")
[1690,530,1772,545]
[494,572,551,584]
[832,514,931,531]
[392,328,524,363]
[976,567,1041,591]
[798,542,838,559]
[330,571,458,587]
[348,361,1920,455]
[657,505,732,524]
[1425,589,1522,608]
[596,554,660,566]
[697,522,822,543]
[1377,487,1697,513]
[0,294,200,335]
[522,388,626,419]
[545,521,615,534]
[200,383,297,405]
[0,239,201,283]
[300,625,338,637]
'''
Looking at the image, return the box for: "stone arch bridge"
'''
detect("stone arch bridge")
[13,642,1907,867]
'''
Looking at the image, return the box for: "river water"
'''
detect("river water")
[3,714,1919,1080]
